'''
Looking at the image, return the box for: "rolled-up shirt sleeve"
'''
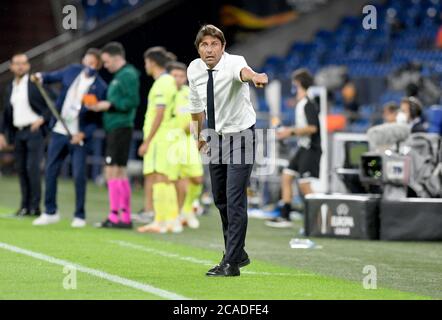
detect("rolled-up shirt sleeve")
[232,55,248,82]
[188,71,205,114]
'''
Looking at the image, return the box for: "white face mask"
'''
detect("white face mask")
[396,111,408,124]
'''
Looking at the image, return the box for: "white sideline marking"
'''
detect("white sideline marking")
[110,240,314,277]
[0,241,189,300]
[110,240,214,265]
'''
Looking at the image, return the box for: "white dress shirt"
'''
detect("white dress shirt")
[10,74,41,128]
[53,71,95,136]
[187,52,256,134]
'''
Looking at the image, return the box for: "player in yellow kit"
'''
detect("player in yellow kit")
[167,62,204,229]
[137,47,182,233]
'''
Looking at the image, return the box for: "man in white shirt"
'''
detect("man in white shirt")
[188,24,268,277]
[0,53,51,217]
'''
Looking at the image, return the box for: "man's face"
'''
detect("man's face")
[82,54,99,70]
[292,80,302,101]
[400,102,411,121]
[10,54,30,78]
[170,69,187,88]
[101,53,118,73]
[144,58,154,76]
[383,109,398,123]
[197,35,225,69]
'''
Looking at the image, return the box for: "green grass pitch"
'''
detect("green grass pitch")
[0,176,440,300]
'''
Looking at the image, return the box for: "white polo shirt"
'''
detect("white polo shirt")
[187,52,256,134]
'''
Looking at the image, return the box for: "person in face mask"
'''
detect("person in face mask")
[398,96,427,133]
[31,48,107,228]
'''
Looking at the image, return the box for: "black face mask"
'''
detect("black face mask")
[84,66,97,77]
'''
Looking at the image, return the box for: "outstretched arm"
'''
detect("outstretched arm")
[240,66,268,88]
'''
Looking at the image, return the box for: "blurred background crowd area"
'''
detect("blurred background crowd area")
[1,0,442,182]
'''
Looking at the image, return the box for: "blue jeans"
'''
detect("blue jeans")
[44,132,87,219]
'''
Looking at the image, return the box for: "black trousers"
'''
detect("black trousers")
[14,127,44,211]
[208,125,255,264]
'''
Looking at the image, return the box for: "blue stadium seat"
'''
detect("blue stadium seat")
[426,105,442,134]
[261,0,442,133]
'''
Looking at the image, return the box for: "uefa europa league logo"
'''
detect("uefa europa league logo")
[318,203,330,235]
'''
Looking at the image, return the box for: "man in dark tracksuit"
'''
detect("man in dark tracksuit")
[31,49,107,227]
[0,53,51,217]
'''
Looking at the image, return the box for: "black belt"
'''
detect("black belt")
[217,124,256,136]
[15,125,31,131]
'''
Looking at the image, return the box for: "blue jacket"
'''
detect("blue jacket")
[42,64,107,140]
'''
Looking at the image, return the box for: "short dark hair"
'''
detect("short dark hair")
[194,24,226,49]
[167,61,187,73]
[101,42,125,58]
[84,48,102,68]
[166,51,177,62]
[405,82,419,97]
[292,68,314,90]
[11,52,28,62]
[401,96,423,119]
[143,46,175,68]
[383,102,399,113]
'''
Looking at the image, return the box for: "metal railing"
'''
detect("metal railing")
[0,0,182,99]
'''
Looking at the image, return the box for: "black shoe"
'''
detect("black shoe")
[117,221,133,229]
[265,217,293,228]
[15,208,30,217]
[95,219,121,228]
[206,263,240,277]
[239,256,250,268]
[29,208,41,217]
[207,252,250,274]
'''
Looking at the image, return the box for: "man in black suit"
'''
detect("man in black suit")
[0,53,51,217]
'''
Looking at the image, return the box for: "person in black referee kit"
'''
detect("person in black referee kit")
[188,25,268,277]
[266,68,321,229]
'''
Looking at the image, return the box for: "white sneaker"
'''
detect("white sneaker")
[71,218,86,228]
[32,213,60,226]
[192,200,204,216]
[131,211,154,224]
[184,214,200,229]
[168,219,183,233]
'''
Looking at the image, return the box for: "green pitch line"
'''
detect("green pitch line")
[0,176,440,299]
[0,249,162,300]
[0,217,430,300]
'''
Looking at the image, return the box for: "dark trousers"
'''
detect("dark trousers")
[208,125,255,264]
[14,127,44,211]
[44,132,87,219]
